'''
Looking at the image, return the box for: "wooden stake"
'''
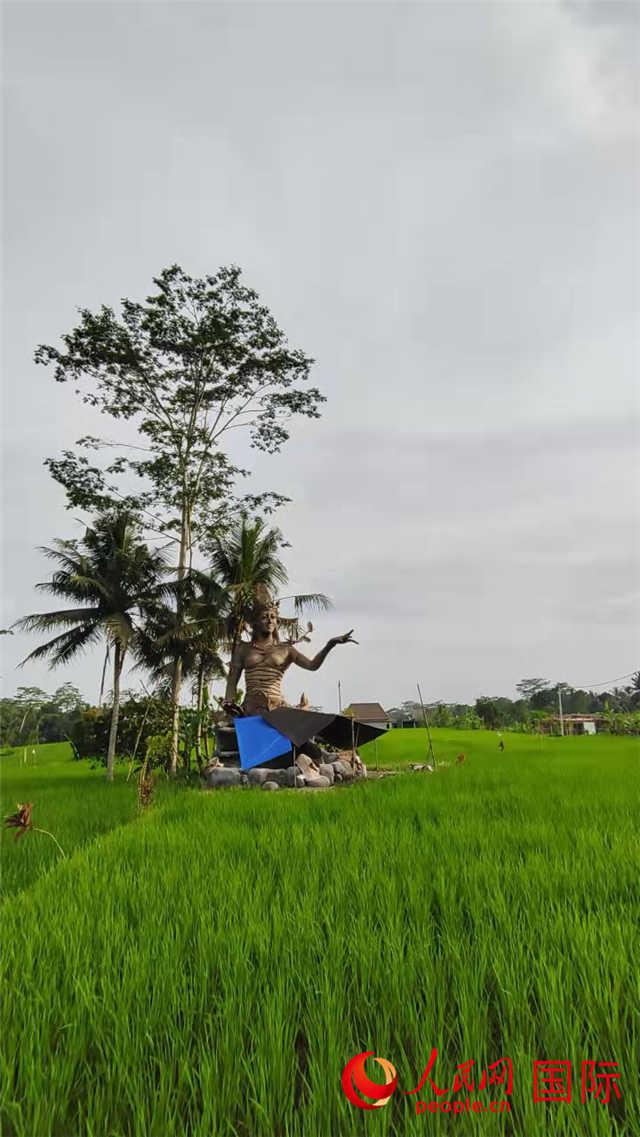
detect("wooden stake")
[417,683,436,767]
[350,711,356,771]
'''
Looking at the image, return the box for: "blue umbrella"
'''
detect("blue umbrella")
[234,715,292,771]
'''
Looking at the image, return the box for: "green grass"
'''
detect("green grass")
[0,743,154,899]
[1,733,638,1137]
[361,724,621,769]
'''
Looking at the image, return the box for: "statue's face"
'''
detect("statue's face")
[254,606,278,636]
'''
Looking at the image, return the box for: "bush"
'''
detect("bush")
[601,711,640,735]
[145,733,172,769]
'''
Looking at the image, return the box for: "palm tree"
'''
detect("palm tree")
[138,519,332,772]
[210,518,289,657]
[134,594,198,773]
[210,517,331,654]
[16,512,165,780]
[135,571,226,773]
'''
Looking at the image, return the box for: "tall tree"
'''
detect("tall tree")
[475,697,503,729]
[15,512,165,780]
[515,678,550,701]
[51,682,85,714]
[626,671,640,703]
[14,687,49,741]
[36,264,324,770]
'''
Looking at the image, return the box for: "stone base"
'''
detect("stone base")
[202,766,246,789]
[203,751,367,791]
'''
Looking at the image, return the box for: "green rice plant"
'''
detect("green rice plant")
[0,736,638,1136]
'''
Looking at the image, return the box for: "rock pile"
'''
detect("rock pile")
[202,749,367,791]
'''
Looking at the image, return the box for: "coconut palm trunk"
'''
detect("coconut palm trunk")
[194,659,206,769]
[106,641,125,781]
[98,643,110,704]
[169,654,183,775]
[203,683,211,762]
[169,512,190,774]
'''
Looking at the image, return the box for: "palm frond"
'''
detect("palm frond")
[35,578,99,603]
[14,608,102,634]
[20,511,166,687]
[103,612,134,646]
[290,593,332,614]
[19,624,102,668]
[36,544,83,570]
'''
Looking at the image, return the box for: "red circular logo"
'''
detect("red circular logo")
[341,1050,398,1110]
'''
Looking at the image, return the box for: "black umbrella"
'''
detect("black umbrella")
[262,707,385,750]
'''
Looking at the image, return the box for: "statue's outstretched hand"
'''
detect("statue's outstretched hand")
[334,629,358,645]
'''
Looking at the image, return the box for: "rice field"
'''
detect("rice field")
[1,731,638,1137]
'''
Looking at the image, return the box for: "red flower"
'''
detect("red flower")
[4,802,33,841]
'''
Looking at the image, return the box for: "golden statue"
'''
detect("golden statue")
[224,588,355,716]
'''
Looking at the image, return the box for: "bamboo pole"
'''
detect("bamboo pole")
[417,683,436,767]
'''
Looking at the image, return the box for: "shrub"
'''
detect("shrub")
[145,733,172,769]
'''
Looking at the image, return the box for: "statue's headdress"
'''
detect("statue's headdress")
[250,584,278,618]
[248,584,280,640]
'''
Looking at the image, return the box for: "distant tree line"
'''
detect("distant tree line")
[0,684,173,763]
[4,667,639,765]
[0,683,88,751]
[388,673,640,735]
[387,701,484,730]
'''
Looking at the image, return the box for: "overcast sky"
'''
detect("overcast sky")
[2,0,638,712]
